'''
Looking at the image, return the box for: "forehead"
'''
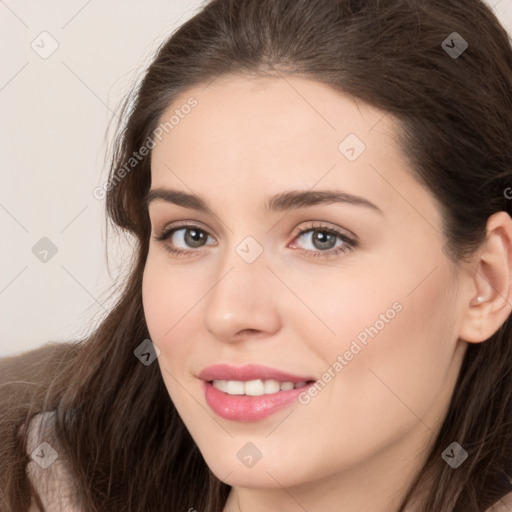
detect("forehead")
[149,74,436,222]
[152,75,394,166]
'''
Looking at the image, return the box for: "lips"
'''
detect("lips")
[199,364,317,422]
[198,363,315,383]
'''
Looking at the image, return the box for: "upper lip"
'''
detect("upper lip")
[199,363,316,383]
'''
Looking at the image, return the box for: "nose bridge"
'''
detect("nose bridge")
[202,233,281,340]
[214,231,269,294]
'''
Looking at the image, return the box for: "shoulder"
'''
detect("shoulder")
[0,341,77,377]
[486,491,512,512]
[0,342,78,402]
[25,411,82,511]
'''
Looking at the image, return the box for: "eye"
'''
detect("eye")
[289,222,358,259]
[153,221,358,259]
[153,222,216,258]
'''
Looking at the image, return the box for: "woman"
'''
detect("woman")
[1,0,511,510]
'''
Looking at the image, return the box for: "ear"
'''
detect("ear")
[458,211,512,343]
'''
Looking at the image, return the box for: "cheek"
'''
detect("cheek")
[322,263,457,434]
[142,262,170,340]
[304,251,458,446]
[142,259,201,402]
[142,255,205,342]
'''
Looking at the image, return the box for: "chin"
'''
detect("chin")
[202,451,306,489]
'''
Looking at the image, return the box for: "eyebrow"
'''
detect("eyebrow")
[145,188,383,215]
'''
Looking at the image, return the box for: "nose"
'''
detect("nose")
[202,249,282,343]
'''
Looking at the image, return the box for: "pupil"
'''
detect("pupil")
[314,231,335,250]
[186,229,205,247]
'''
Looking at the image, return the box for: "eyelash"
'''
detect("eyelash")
[153,221,358,260]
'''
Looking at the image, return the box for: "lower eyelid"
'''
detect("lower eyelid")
[156,225,356,256]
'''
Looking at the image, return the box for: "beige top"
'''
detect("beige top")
[26,412,81,511]
[489,492,512,512]
[25,412,512,511]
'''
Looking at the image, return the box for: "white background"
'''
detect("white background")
[1,0,511,357]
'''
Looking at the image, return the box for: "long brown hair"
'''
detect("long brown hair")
[2,0,511,510]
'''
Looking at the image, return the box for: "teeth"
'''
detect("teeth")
[245,379,264,396]
[280,381,294,391]
[212,379,308,396]
[264,379,281,394]
[225,380,245,395]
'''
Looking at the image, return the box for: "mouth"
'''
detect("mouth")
[198,364,317,422]
[198,362,316,384]
[209,378,316,396]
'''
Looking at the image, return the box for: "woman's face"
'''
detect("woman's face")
[142,75,470,494]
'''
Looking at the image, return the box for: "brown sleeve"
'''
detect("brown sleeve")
[0,342,79,510]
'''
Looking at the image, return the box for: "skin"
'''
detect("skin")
[141,75,512,512]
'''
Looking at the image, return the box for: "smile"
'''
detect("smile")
[211,378,312,396]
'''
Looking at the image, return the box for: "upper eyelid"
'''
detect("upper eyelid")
[155,221,216,241]
[149,204,360,238]
[155,221,357,246]
[155,220,352,235]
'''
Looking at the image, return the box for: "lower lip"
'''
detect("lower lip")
[203,381,312,422]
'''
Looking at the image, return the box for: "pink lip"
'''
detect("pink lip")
[199,364,316,422]
[199,363,315,383]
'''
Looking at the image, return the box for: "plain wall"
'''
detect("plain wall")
[1,0,511,357]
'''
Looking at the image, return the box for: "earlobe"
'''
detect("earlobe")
[458,211,512,344]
